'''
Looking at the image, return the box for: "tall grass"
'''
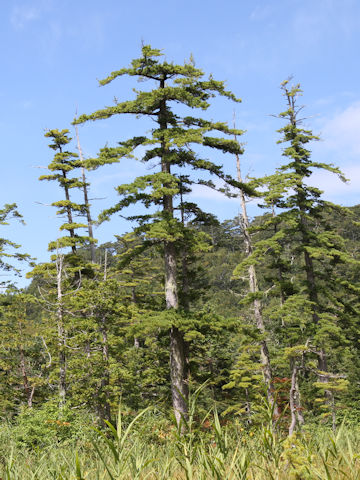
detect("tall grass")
[1,398,360,479]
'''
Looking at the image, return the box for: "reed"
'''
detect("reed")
[1,404,360,479]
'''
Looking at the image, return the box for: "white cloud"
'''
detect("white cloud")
[307,106,360,205]
[310,165,360,199]
[250,5,274,21]
[11,5,40,29]
[20,100,33,109]
[320,102,360,156]
[291,0,359,50]
[307,100,360,204]
[10,1,55,30]
[190,182,238,202]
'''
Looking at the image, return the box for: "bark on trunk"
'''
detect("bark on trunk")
[272,204,286,315]
[289,359,305,436]
[165,240,189,426]
[98,249,111,424]
[288,361,305,436]
[317,349,334,423]
[159,77,188,426]
[84,342,91,358]
[164,241,178,309]
[56,253,67,406]
[235,144,278,416]
[98,315,111,424]
[20,346,32,407]
[295,372,305,426]
[289,359,298,436]
[331,394,336,433]
[75,124,96,263]
[59,144,77,257]
[28,386,35,408]
[179,180,190,312]
[170,325,189,426]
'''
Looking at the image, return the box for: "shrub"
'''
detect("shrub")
[11,401,95,448]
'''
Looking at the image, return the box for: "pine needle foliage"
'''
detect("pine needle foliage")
[74,44,251,424]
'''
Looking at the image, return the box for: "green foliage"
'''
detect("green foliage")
[74,44,251,423]
[76,44,249,244]
[229,79,359,429]
[0,204,32,283]
[40,129,95,256]
[222,323,263,417]
[2,406,360,478]
[0,292,48,415]
[11,401,94,448]
[3,44,360,471]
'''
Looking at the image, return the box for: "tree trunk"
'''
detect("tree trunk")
[165,240,189,426]
[28,386,35,408]
[75,124,96,263]
[19,346,32,407]
[331,393,336,433]
[164,241,178,309]
[57,145,77,257]
[179,179,190,312]
[98,315,111,424]
[295,372,305,426]
[56,252,67,406]
[170,325,189,426]
[289,359,298,436]
[235,142,278,416]
[288,360,305,436]
[159,77,188,426]
[317,349,333,422]
[98,249,111,424]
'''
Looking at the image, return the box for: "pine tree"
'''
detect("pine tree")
[74,125,97,263]
[40,129,94,260]
[0,204,32,286]
[232,121,278,416]
[27,129,97,406]
[74,45,248,425]
[245,79,357,431]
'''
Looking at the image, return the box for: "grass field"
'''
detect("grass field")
[1,406,360,480]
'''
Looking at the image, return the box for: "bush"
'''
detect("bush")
[11,401,95,448]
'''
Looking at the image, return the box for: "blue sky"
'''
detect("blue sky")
[2,0,360,286]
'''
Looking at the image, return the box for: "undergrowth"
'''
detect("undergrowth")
[1,391,360,479]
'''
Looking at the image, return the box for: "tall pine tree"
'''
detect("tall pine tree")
[74,45,249,425]
[243,79,355,431]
